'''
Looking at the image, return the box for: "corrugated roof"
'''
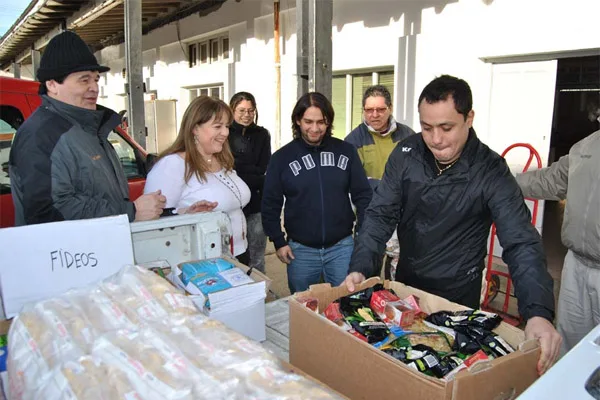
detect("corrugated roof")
[0,0,229,70]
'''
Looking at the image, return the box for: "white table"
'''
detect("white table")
[518,323,600,399]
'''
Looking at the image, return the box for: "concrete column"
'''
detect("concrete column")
[124,0,146,149]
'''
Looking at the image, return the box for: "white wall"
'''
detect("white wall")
[90,0,599,154]
[98,0,297,149]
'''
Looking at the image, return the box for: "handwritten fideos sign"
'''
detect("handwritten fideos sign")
[50,249,99,270]
[0,215,134,318]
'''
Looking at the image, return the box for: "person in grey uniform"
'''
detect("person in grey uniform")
[9,31,164,226]
[516,107,600,355]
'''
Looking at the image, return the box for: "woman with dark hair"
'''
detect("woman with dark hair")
[144,95,251,258]
[228,92,271,271]
[261,92,372,293]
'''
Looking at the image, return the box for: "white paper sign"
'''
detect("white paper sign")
[0,215,134,318]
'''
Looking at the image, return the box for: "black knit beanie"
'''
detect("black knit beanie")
[36,30,109,82]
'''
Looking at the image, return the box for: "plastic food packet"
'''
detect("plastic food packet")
[8,299,93,393]
[69,287,138,332]
[244,364,344,399]
[131,265,198,316]
[348,284,385,304]
[443,350,489,381]
[175,314,278,373]
[383,341,464,379]
[92,327,218,400]
[339,296,389,344]
[370,290,416,328]
[33,356,149,400]
[403,332,453,354]
[402,344,442,376]
[402,295,423,315]
[34,297,98,353]
[323,302,354,332]
[324,301,380,342]
[431,353,464,378]
[426,310,502,331]
[102,269,170,323]
[464,326,515,357]
[105,265,199,323]
[453,329,483,355]
[8,311,55,399]
[297,296,319,313]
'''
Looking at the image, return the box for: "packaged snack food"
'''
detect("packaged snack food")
[403,332,453,354]
[244,364,342,399]
[297,296,319,313]
[339,296,389,344]
[92,328,214,399]
[102,270,169,323]
[370,290,416,328]
[464,326,515,357]
[34,356,150,400]
[430,353,463,378]
[402,295,423,315]
[323,302,352,331]
[70,287,138,332]
[426,310,502,331]
[452,329,483,355]
[442,349,490,381]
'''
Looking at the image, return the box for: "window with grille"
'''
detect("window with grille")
[188,35,229,67]
[188,85,224,101]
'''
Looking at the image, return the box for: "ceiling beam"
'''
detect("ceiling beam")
[13,0,124,63]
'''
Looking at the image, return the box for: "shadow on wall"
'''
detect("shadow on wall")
[332,0,495,128]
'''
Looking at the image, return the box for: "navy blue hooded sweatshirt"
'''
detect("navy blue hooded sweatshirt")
[262,135,372,250]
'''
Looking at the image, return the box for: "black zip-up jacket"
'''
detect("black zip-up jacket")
[349,129,555,322]
[228,121,271,215]
[262,136,372,250]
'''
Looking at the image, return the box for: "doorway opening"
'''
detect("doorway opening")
[542,54,600,284]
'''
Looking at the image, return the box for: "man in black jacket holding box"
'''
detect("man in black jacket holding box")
[344,75,561,375]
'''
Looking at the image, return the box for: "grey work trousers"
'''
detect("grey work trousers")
[557,250,600,355]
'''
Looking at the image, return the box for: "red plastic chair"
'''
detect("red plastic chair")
[481,143,542,326]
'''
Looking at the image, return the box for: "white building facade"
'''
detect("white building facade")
[92,0,599,166]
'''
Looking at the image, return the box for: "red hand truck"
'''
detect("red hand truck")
[481,143,542,326]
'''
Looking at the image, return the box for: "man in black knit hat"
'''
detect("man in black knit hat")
[9,30,165,225]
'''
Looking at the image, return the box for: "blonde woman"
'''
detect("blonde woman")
[144,96,251,257]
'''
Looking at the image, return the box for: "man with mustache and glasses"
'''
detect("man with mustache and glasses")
[344,75,561,376]
[345,85,414,187]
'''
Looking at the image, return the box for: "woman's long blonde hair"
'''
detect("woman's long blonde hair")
[159,96,234,183]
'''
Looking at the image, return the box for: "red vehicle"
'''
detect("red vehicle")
[0,77,149,228]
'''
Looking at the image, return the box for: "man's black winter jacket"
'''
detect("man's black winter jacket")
[349,130,555,322]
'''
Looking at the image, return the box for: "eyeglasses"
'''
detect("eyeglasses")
[363,107,389,115]
[235,108,256,115]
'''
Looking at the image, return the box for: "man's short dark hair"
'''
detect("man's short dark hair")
[291,92,334,140]
[38,75,67,95]
[362,85,392,108]
[418,75,473,120]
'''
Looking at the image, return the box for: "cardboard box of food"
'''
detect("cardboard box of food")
[289,277,540,400]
